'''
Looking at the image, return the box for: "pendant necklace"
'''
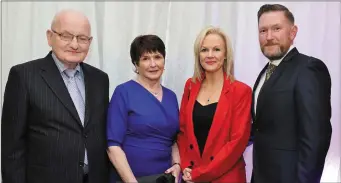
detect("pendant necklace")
[207,90,218,103]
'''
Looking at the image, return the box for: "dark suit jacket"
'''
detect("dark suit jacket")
[1,51,110,183]
[251,48,332,183]
[177,74,252,183]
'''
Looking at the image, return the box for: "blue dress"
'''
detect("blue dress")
[107,80,180,182]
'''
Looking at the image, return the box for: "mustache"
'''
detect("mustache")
[264,42,279,46]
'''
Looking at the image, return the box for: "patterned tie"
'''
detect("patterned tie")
[265,63,277,81]
[64,69,88,166]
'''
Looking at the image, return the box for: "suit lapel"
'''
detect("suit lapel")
[81,64,95,128]
[256,48,299,119]
[39,52,83,127]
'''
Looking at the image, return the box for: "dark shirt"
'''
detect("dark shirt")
[193,100,217,156]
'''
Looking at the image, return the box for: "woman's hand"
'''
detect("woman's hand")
[182,168,193,182]
[165,163,181,183]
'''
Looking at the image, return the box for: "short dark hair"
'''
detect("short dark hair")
[130,35,166,67]
[258,4,295,24]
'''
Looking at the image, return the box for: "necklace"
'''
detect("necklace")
[149,88,161,97]
[151,90,160,96]
[203,77,223,103]
[136,78,161,97]
[206,89,219,103]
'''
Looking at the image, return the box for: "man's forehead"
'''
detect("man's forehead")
[54,18,90,35]
[51,10,90,29]
[259,12,288,27]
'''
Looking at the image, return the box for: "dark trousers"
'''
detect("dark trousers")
[83,174,88,183]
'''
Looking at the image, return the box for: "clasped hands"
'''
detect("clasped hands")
[165,163,181,183]
[182,168,194,183]
[165,165,194,183]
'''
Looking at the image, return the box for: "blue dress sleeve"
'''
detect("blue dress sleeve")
[107,85,128,147]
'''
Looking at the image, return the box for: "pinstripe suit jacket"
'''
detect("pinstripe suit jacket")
[1,51,110,183]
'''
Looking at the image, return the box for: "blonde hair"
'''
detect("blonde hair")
[192,25,235,83]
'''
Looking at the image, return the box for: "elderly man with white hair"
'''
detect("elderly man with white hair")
[1,9,110,183]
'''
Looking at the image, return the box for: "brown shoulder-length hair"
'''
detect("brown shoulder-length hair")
[192,25,235,83]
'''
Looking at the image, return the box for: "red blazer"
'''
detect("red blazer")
[177,75,252,183]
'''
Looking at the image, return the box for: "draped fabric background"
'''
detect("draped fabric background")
[1,2,340,182]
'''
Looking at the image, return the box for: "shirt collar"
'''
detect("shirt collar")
[52,52,82,76]
[269,45,295,66]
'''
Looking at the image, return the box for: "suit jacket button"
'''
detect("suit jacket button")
[189,144,193,149]
[210,156,214,161]
[190,161,194,166]
[83,133,88,138]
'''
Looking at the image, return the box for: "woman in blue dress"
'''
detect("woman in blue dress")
[107,35,181,183]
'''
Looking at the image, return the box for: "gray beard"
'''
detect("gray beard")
[263,47,289,61]
[266,53,285,61]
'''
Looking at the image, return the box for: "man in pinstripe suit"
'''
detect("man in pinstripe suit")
[1,10,110,183]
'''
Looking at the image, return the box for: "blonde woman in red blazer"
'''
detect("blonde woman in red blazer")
[177,26,252,183]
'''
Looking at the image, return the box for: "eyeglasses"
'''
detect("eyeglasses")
[51,29,92,44]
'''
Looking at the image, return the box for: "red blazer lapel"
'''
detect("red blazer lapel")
[186,79,202,159]
[201,75,231,157]
[186,75,232,160]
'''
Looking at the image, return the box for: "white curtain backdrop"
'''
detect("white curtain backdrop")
[1,2,340,182]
